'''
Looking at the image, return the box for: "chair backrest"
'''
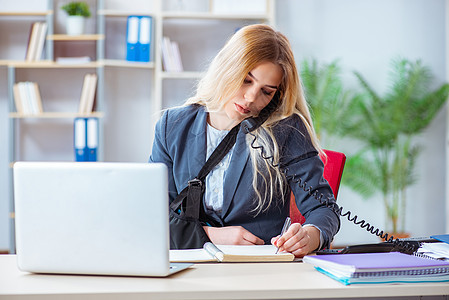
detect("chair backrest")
[289,149,346,224]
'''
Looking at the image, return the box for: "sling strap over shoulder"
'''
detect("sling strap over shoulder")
[170,123,241,220]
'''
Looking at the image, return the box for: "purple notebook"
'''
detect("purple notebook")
[304,252,449,272]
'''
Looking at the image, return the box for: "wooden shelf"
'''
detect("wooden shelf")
[102,59,154,69]
[47,34,105,41]
[98,10,155,17]
[161,71,204,79]
[5,61,101,68]
[162,12,270,20]
[0,10,53,16]
[9,112,105,119]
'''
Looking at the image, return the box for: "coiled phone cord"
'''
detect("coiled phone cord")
[247,131,417,254]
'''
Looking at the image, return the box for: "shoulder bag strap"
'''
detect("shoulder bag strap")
[170,123,241,220]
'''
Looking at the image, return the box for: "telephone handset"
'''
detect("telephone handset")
[242,90,415,254]
[241,90,281,134]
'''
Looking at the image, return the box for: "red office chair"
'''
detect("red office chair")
[289,149,346,224]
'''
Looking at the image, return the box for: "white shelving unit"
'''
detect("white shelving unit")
[2,0,275,254]
[2,0,105,254]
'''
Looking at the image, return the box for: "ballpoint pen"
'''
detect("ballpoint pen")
[275,216,291,254]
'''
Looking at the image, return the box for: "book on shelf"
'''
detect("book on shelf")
[78,73,98,114]
[303,252,449,285]
[25,22,47,62]
[169,242,295,263]
[126,16,152,63]
[74,117,98,162]
[34,22,47,61]
[13,82,43,115]
[161,36,183,72]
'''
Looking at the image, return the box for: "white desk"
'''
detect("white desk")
[1,255,448,300]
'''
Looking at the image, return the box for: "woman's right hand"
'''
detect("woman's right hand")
[203,226,265,245]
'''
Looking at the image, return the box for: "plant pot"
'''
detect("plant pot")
[66,16,85,35]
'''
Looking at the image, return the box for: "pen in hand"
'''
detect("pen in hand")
[275,217,291,254]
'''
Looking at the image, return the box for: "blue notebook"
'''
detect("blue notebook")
[303,252,449,285]
[432,234,449,244]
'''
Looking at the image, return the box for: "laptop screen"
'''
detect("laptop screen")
[14,162,174,277]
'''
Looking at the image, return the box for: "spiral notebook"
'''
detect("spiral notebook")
[303,252,449,285]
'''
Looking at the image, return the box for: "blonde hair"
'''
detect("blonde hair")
[186,24,322,214]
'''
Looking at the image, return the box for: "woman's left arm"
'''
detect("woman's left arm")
[271,116,341,256]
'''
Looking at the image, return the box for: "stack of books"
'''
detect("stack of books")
[303,252,449,285]
[161,36,183,72]
[13,82,43,115]
[25,22,48,62]
[78,73,98,114]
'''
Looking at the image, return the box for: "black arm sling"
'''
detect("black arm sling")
[169,123,241,249]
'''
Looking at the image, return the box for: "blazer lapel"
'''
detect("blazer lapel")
[221,130,250,217]
[187,107,208,177]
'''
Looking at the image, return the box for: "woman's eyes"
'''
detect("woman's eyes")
[244,79,273,96]
[262,89,272,96]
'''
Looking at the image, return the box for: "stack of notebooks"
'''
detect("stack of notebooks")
[303,252,449,285]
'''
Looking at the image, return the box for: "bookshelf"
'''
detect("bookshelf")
[2,0,275,254]
[2,0,104,254]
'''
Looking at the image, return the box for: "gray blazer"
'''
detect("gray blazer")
[149,104,340,248]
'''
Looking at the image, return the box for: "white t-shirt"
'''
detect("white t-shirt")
[204,123,234,214]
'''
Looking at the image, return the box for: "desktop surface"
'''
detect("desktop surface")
[1,255,449,300]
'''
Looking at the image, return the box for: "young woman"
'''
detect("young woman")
[149,24,340,257]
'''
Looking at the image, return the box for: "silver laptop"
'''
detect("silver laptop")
[13,162,191,277]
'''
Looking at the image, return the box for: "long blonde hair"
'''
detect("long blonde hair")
[186,24,321,214]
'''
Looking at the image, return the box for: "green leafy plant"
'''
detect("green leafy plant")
[61,1,91,17]
[300,59,361,146]
[342,58,449,233]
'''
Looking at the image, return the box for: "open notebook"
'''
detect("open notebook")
[170,243,295,263]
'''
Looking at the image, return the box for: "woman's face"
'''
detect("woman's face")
[209,61,283,130]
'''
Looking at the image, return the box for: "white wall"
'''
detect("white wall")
[0,0,447,250]
[277,0,447,245]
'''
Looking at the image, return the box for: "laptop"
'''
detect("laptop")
[13,161,192,277]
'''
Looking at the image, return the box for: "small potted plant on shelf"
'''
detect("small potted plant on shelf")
[61,1,91,35]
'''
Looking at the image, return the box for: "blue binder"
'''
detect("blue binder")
[126,16,140,62]
[138,16,152,62]
[74,117,88,161]
[86,117,98,161]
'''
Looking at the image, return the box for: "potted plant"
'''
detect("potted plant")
[61,1,91,35]
[341,58,449,238]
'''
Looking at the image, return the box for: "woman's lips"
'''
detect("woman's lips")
[235,103,251,114]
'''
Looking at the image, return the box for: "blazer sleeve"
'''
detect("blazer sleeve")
[149,110,178,203]
[275,115,341,249]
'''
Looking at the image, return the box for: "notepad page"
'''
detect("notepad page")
[215,245,282,256]
[169,249,215,263]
